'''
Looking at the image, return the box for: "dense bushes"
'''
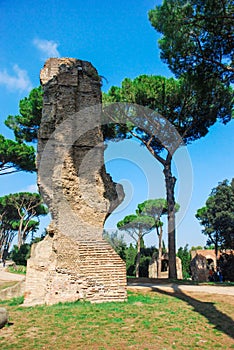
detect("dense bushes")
[10,244,31,266]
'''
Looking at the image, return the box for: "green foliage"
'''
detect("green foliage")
[0,192,48,250]
[219,253,234,282]
[139,246,158,278]
[117,206,157,277]
[0,295,24,306]
[117,214,155,236]
[103,230,158,277]
[104,72,232,279]
[118,213,155,276]
[4,191,48,216]
[5,86,43,143]
[139,255,151,277]
[0,196,19,250]
[9,232,46,268]
[137,198,179,233]
[137,199,179,277]
[7,264,27,274]
[190,246,204,251]
[149,0,234,86]
[125,244,158,277]
[125,243,137,276]
[196,178,234,253]
[0,86,42,177]
[0,134,35,175]
[103,230,127,260]
[138,198,167,220]
[10,244,31,266]
[177,244,191,279]
[204,244,215,250]
[103,74,233,145]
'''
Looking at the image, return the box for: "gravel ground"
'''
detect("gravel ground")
[127,282,234,296]
[0,263,25,282]
[0,264,233,296]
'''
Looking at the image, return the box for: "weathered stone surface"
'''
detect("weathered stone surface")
[148,253,183,279]
[190,249,217,282]
[190,249,234,282]
[176,257,183,280]
[24,58,126,306]
[148,253,158,279]
[0,308,8,328]
[190,254,209,282]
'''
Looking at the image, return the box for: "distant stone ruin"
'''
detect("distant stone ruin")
[190,249,234,282]
[190,249,217,282]
[24,58,127,306]
[148,253,183,279]
[190,253,209,282]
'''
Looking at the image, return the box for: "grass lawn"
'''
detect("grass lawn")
[0,290,233,349]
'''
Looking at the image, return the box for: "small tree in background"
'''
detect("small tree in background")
[0,87,41,176]
[5,86,43,143]
[10,244,31,266]
[196,179,234,259]
[1,192,48,249]
[0,135,35,175]
[10,232,46,267]
[117,214,155,278]
[0,198,18,252]
[190,245,204,251]
[177,244,191,279]
[125,243,137,276]
[138,199,179,277]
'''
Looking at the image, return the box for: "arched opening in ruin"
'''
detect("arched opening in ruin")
[161,258,169,272]
[207,258,215,270]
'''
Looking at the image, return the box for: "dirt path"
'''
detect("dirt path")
[128,282,234,296]
[0,266,233,296]
[0,265,25,282]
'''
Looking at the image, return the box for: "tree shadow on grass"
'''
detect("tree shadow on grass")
[151,286,234,339]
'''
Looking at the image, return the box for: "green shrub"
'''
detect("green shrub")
[7,265,26,274]
[10,244,31,266]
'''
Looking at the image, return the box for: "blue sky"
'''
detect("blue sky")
[0,0,233,249]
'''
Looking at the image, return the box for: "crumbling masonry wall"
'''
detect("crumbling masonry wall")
[24,58,127,306]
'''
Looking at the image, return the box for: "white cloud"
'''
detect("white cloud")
[33,38,60,59]
[0,65,33,92]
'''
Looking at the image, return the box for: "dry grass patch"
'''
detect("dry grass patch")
[0,281,17,291]
[0,291,233,349]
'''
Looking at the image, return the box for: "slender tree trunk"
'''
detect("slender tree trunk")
[136,236,141,278]
[163,158,177,279]
[157,225,163,278]
[215,236,218,267]
[210,233,219,267]
[18,221,23,249]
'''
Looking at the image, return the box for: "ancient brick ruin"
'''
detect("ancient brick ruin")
[24,58,127,306]
[148,253,183,279]
[190,249,216,282]
[190,249,234,282]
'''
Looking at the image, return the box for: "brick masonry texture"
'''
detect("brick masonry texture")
[24,58,127,306]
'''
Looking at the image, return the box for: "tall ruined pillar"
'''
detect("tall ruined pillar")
[24,58,127,306]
